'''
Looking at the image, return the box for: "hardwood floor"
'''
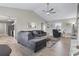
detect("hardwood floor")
[34,37,71,56]
[0,36,71,56]
[52,37,71,56]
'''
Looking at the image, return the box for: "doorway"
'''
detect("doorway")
[0,20,15,37]
[7,21,15,37]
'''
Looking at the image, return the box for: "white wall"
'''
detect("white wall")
[0,6,46,37]
[46,18,76,35]
[61,22,73,34]
[0,23,6,34]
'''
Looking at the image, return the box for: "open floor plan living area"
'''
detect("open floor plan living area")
[0,3,79,56]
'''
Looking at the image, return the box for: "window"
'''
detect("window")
[55,23,61,29]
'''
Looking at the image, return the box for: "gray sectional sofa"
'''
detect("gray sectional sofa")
[17,30,47,52]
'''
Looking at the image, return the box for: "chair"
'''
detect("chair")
[53,29,61,38]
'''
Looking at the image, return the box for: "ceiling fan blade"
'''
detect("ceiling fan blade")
[51,12,56,13]
[42,3,56,15]
[42,10,48,12]
[49,8,54,11]
[48,12,56,15]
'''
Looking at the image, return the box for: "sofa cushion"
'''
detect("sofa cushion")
[33,30,42,37]
[33,31,38,35]
[28,32,34,40]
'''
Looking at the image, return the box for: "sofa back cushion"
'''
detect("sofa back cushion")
[33,31,38,35]
[17,31,33,41]
[32,30,46,37]
[28,32,34,40]
[18,31,29,41]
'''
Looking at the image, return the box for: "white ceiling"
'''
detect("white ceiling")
[0,3,77,21]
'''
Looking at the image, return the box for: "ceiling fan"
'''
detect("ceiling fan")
[42,3,56,15]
